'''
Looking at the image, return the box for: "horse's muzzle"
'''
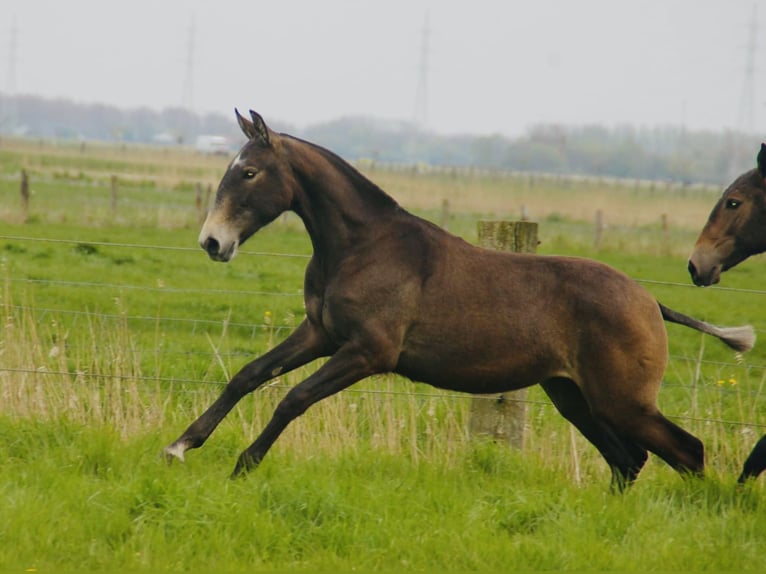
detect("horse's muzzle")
[200,236,236,262]
[687,258,719,287]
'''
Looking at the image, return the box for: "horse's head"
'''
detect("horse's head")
[688,143,766,286]
[199,110,294,262]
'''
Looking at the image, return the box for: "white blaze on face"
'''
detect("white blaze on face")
[231,151,246,169]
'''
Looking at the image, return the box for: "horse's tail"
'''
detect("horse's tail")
[659,302,756,353]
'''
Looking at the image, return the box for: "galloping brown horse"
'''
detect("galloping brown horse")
[164,110,755,489]
[689,143,766,483]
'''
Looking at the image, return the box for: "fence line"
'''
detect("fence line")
[2,365,764,431]
[3,362,761,402]
[637,278,766,297]
[5,233,766,363]
[0,234,312,259]
[8,277,302,298]
[1,154,724,194]
[4,326,755,371]
[8,276,766,317]
[4,233,766,299]
[6,304,294,333]
[0,365,548,404]
[3,232,766,433]
[4,298,764,373]
[1,304,762,373]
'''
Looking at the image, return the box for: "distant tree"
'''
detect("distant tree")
[0,93,758,185]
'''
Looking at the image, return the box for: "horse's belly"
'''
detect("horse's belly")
[394,338,571,393]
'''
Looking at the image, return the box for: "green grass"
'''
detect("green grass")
[2,137,766,570]
[1,418,765,571]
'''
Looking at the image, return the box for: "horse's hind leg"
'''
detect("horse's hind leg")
[738,434,766,483]
[541,379,648,490]
[614,408,704,477]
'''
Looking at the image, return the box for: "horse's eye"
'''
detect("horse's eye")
[725,199,741,209]
[243,169,257,180]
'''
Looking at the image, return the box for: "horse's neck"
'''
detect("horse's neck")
[287,140,400,259]
[295,179,397,261]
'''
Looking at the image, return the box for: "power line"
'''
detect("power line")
[1,16,18,131]
[737,4,758,133]
[181,16,196,113]
[412,11,430,129]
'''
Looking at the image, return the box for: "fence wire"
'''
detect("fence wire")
[3,233,766,296]
[2,365,765,431]
[3,233,766,432]
[0,234,311,259]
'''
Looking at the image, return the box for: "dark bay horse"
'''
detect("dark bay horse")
[688,144,766,287]
[689,143,766,483]
[164,110,755,489]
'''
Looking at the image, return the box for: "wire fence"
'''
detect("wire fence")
[3,366,765,432]
[0,234,312,259]
[3,232,766,432]
[4,233,766,291]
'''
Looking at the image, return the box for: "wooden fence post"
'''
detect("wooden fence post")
[439,198,450,230]
[110,175,118,213]
[469,220,538,449]
[661,213,670,255]
[195,183,204,222]
[20,169,29,222]
[593,209,604,250]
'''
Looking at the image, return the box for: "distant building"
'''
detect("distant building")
[152,132,177,145]
[195,135,229,155]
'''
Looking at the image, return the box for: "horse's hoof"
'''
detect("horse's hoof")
[163,443,186,464]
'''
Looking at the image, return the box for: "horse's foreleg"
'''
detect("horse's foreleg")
[164,320,333,463]
[231,346,378,477]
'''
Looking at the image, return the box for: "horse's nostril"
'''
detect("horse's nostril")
[202,237,220,256]
[687,259,697,279]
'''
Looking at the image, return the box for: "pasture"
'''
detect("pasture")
[1,137,766,570]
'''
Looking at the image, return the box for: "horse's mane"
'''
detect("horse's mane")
[283,134,401,211]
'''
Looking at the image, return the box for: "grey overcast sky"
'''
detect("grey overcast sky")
[1,0,764,137]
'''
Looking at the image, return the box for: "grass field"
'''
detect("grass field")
[1,137,766,570]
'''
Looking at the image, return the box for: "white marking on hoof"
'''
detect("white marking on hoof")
[163,443,186,463]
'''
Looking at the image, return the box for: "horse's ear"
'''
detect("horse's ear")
[234,108,270,145]
[249,110,270,146]
[235,108,256,140]
[758,143,766,179]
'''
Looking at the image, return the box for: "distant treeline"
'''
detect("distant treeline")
[0,93,760,185]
